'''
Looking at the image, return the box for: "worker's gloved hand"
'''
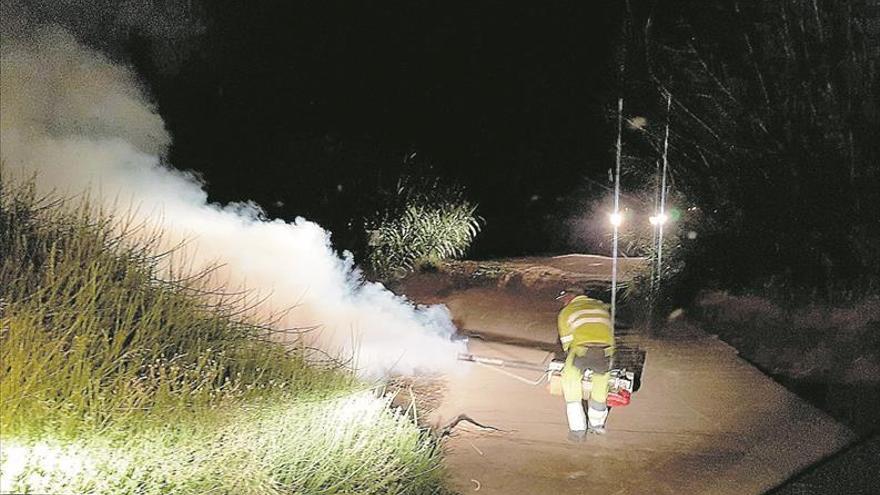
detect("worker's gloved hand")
[567,430,587,443]
[587,425,606,435]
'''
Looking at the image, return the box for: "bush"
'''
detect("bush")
[0,178,448,494]
[366,178,481,279]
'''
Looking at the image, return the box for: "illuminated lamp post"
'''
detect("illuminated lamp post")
[610,97,624,329]
[655,93,672,286]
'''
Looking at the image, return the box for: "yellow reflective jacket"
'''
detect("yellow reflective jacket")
[557,296,614,352]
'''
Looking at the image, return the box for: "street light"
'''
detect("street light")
[609,212,623,227]
[648,213,668,226]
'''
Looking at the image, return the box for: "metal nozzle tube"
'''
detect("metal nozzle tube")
[457,353,550,372]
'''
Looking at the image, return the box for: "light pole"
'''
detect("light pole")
[611,97,624,330]
[656,93,672,286]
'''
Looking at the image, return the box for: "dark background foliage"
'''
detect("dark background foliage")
[625,0,880,299]
[18,0,879,300]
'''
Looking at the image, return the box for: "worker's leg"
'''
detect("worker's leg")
[561,356,586,433]
[587,370,610,431]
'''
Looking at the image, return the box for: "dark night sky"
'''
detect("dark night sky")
[8,0,878,290]
[135,1,623,257]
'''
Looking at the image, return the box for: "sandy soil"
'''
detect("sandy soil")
[400,255,855,495]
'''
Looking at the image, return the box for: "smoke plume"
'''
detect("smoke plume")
[0,25,464,377]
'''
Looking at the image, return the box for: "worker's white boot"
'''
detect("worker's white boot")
[587,402,609,434]
[566,401,587,432]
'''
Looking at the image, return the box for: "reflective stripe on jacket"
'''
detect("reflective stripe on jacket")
[557,296,614,352]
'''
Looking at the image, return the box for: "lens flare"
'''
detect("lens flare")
[649,213,668,226]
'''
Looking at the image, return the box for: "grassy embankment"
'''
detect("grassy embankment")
[0,180,447,494]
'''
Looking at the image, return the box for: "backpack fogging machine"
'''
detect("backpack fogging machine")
[457,352,634,407]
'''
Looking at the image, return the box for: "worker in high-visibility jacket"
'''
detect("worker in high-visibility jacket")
[556,288,615,439]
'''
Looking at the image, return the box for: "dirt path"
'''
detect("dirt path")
[403,257,855,494]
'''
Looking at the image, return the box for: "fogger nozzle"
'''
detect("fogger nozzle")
[458,353,553,372]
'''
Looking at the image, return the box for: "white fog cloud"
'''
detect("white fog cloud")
[0,25,464,377]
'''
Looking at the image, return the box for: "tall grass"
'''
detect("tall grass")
[0,178,448,494]
[366,179,481,279]
[1,393,446,495]
[0,180,336,436]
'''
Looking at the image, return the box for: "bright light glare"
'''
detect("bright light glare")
[649,213,668,226]
[330,391,387,435]
[0,441,97,493]
[608,212,623,227]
